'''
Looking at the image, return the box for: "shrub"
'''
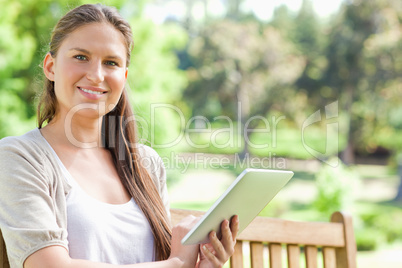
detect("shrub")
[355,227,384,251]
[313,158,360,216]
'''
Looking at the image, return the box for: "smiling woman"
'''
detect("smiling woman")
[0,4,238,268]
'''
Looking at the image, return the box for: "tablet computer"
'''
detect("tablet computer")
[181,168,294,245]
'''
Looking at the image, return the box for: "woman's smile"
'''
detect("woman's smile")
[78,86,108,100]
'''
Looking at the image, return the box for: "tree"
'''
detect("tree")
[317,0,400,164]
[358,1,402,200]
[183,19,305,155]
[292,0,328,108]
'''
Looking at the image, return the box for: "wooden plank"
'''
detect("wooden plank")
[230,241,243,268]
[322,247,336,268]
[170,209,205,226]
[238,218,344,247]
[250,242,264,268]
[269,243,282,268]
[170,209,345,247]
[305,246,318,268]
[331,212,357,268]
[287,244,300,268]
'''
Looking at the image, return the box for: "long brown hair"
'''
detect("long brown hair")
[37,4,171,260]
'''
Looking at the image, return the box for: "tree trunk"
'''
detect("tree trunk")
[234,61,249,160]
[340,85,355,165]
[184,0,194,31]
[394,157,402,201]
[341,135,355,165]
[227,0,241,19]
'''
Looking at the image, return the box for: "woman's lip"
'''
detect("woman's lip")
[77,86,107,94]
[77,86,107,100]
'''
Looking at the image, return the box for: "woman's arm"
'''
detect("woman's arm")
[24,215,239,268]
[25,216,201,268]
[24,246,184,268]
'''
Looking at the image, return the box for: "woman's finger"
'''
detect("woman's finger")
[220,218,236,254]
[201,244,221,267]
[229,215,239,242]
[208,229,226,261]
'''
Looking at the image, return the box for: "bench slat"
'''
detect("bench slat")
[250,242,264,267]
[269,243,283,268]
[323,247,336,268]
[287,244,300,268]
[305,246,318,268]
[230,241,243,268]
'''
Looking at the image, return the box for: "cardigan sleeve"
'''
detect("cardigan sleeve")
[0,137,68,268]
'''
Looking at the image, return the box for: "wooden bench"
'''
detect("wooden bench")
[0,209,356,268]
[170,208,357,268]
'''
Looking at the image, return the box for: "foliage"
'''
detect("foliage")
[184,19,305,120]
[126,18,188,150]
[0,0,38,136]
[313,158,360,215]
[317,0,401,163]
[355,227,384,251]
[364,4,402,153]
[353,202,402,251]
[182,19,306,156]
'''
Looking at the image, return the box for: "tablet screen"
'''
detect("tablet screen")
[181,168,293,245]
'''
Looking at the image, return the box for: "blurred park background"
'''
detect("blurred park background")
[1,0,401,266]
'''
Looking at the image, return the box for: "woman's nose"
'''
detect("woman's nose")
[86,61,104,83]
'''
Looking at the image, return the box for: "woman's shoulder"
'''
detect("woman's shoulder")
[136,144,165,171]
[135,143,166,182]
[0,128,71,192]
[0,129,51,165]
[136,143,161,159]
[0,129,46,154]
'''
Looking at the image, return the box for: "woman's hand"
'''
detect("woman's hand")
[196,215,239,268]
[168,215,200,268]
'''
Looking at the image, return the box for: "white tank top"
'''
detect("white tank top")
[49,147,155,264]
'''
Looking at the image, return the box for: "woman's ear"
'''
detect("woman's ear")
[125,68,128,80]
[43,53,55,81]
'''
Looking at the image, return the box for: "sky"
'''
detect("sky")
[144,0,346,24]
[245,0,345,20]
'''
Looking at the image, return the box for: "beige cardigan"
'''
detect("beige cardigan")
[0,129,169,268]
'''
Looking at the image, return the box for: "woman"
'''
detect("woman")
[0,4,238,268]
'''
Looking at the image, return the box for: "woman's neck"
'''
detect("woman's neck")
[41,112,103,150]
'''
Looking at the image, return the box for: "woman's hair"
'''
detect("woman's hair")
[37,4,171,260]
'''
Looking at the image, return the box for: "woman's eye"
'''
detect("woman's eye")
[105,61,118,66]
[74,55,87,61]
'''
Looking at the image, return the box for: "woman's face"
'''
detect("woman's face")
[44,22,128,120]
